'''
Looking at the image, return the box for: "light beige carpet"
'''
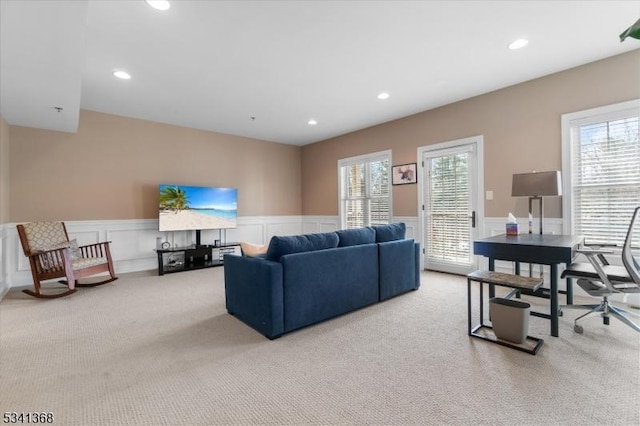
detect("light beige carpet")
[1,268,638,425]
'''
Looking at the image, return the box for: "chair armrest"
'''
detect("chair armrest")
[30,247,65,256]
[577,248,614,266]
[580,243,619,265]
[78,241,112,248]
[577,248,614,255]
[578,249,620,292]
[78,241,113,258]
[31,247,72,273]
[583,242,617,248]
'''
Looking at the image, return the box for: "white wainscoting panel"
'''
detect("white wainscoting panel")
[224,223,265,245]
[302,216,340,234]
[300,216,418,237]
[0,224,9,299]
[394,217,419,240]
[4,216,303,290]
[0,215,566,291]
[7,215,621,304]
[223,216,303,246]
[264,217,304,242]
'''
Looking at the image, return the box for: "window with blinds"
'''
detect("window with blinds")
[566,102,640,246]
[339,151,391,229]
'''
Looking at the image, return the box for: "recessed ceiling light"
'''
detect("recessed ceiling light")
[377,92,390,100]
[113,70,131,80]
[508,39,529,50]
[308,119,318,126]
[146,0,170,11]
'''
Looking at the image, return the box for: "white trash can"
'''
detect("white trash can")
[489,297,530,344]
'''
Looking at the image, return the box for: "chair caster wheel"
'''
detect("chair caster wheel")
[574,324,584,334]
[603,317,610,325]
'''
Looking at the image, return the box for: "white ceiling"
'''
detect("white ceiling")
[1,1,639,146]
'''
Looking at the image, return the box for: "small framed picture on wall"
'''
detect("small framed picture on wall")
[392,163,417,185]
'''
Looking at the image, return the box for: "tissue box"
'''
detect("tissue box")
[506,223,519,236]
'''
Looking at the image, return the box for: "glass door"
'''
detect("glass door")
[422,142,479,274]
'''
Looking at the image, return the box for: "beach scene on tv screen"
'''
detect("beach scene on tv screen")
[159,184,237,231]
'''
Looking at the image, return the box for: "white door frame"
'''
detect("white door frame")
[417,135,485,272]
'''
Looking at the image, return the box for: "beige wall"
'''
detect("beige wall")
[301,50,640,219]
[7,50,640,223]
[9,110,302,222]
[0,115,9,225]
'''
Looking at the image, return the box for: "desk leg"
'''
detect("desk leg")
[480,281,484,325]
[550,264,559,337]
[488,258,495,299]
[467,278,472,336]
[515,261,521,298]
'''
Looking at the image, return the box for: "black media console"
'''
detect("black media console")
[156,243,239,275]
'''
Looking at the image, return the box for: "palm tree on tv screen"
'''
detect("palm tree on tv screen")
[160,186,189,213]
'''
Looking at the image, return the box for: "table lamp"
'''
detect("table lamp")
[511,171,562,235]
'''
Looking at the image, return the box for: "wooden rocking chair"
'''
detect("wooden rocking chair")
[17,221,118,298]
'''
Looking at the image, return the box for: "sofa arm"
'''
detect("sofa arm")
[223,254,284,339]
[414,242,421,290]
[378,239,419,301]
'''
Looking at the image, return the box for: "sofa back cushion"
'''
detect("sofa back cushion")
[372,223,406,242]
[336,227,376,247]
[266,232,339,261]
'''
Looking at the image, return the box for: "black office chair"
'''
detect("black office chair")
[561,206,640,334]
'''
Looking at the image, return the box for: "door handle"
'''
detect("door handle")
[471,211,476,228]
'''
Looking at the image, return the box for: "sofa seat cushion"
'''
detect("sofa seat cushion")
[336,227,376,247]
[372,223,406,242]
[266,232,339,261]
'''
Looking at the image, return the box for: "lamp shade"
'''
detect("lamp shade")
[512,171,562,197]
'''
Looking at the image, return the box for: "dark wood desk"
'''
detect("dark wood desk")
[473,234,583,337]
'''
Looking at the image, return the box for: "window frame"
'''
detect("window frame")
[561,99,640,242]
[338,149,392,230]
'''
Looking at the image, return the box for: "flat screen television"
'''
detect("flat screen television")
[159,184,238,234]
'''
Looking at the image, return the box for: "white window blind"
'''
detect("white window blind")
[339,151,391,229]
[426,146,472,264]
[568,104,640,245]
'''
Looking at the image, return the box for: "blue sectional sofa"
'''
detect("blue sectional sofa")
[224,223,420,339]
